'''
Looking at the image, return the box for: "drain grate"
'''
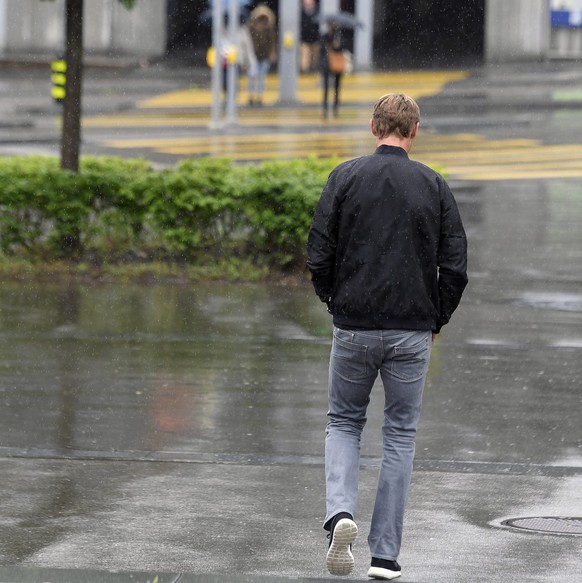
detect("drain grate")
[502,517,582,536]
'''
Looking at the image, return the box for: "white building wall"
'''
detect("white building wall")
[84,0,166,55]
[2,0,165,57]
[2,0,579,64]
[485,0,551,61]
[549,0,582,58]
[551,27,582,56]
[6,0,64,51]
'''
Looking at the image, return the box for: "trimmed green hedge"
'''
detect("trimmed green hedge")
[0,155,338,269]
[0,155,446,271]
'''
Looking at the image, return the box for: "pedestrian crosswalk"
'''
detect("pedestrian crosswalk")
[415,134,582,180]
[82,70,582,181]
[135,71,469,108]
[100,129,582,180]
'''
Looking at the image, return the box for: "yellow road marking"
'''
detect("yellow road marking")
[82,68,582,180]
[137,71,469,108]
[103,131,582,180]
[83,110,367,128]
[105,130,369,148]
[447,168,582,181]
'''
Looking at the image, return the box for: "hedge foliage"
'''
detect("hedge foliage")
[0,155,446,272]
[0,155,339,269]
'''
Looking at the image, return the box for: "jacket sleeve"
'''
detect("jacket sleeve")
[436,180,469,332]
[306,170,342,303]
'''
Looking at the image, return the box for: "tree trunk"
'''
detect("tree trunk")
[61,0,84,172]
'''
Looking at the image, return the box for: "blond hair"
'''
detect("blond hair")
[372,93,420,139]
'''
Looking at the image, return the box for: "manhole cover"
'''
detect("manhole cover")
[502,517,582,536]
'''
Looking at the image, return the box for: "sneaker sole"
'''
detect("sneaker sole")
[326,518,358,576]
[367,565,402,580]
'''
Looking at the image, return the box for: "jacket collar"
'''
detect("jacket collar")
[375,144,409,158]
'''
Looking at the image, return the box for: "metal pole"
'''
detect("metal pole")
[226,0,239,126]
[61,0,83,172]
[210,0,223,129]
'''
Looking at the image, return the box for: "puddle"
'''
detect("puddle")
[516,292,582,312]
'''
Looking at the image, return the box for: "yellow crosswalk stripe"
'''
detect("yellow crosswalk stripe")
[106,130,367,148]
[105,133,371,159]
[417,136,582,180]
[445,168,582,181]
[83,109,369,128]
[137,71,469,109]
[102,129,582,180]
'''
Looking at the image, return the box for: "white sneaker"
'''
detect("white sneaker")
[367,559,402,580]
[326,518,358,576]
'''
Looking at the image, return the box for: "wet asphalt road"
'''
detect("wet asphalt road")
[0,60,581,582]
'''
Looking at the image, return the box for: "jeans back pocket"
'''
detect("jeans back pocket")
[390,335,430,382]
[331,329,369,381]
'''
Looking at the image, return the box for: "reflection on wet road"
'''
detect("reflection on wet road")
[0,180,581,577]
[0,181,580,468]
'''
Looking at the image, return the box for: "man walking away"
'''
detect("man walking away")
[307,93,468,579]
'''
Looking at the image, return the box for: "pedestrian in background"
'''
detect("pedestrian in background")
[307,93,468,580]
[320,21,345,119]
[247,3,277,106]
[300,0,320,73]
[220,12,256,107]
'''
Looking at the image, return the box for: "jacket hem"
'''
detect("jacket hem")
[332,316,436,331]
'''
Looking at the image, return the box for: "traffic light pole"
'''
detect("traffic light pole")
[61,0,83,172]
[225,1,239,125]
[209,0,239,129]
[210,0,223,129]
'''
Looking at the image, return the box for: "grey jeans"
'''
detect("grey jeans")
[325,327,432,561]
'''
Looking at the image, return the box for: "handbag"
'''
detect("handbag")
[328,49,347,74]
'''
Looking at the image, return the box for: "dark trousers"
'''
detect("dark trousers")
[323,71,342,114]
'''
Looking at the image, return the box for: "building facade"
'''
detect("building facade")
[0,0,166,58]
[0,0,574,66]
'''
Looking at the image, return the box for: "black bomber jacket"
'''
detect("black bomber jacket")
[307,145,468,333]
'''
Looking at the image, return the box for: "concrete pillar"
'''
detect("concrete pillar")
[485,0,550,61]
[354,0,374,70]
[0,0,7,52]
[320,0,340,17]
[278,0,301,104]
